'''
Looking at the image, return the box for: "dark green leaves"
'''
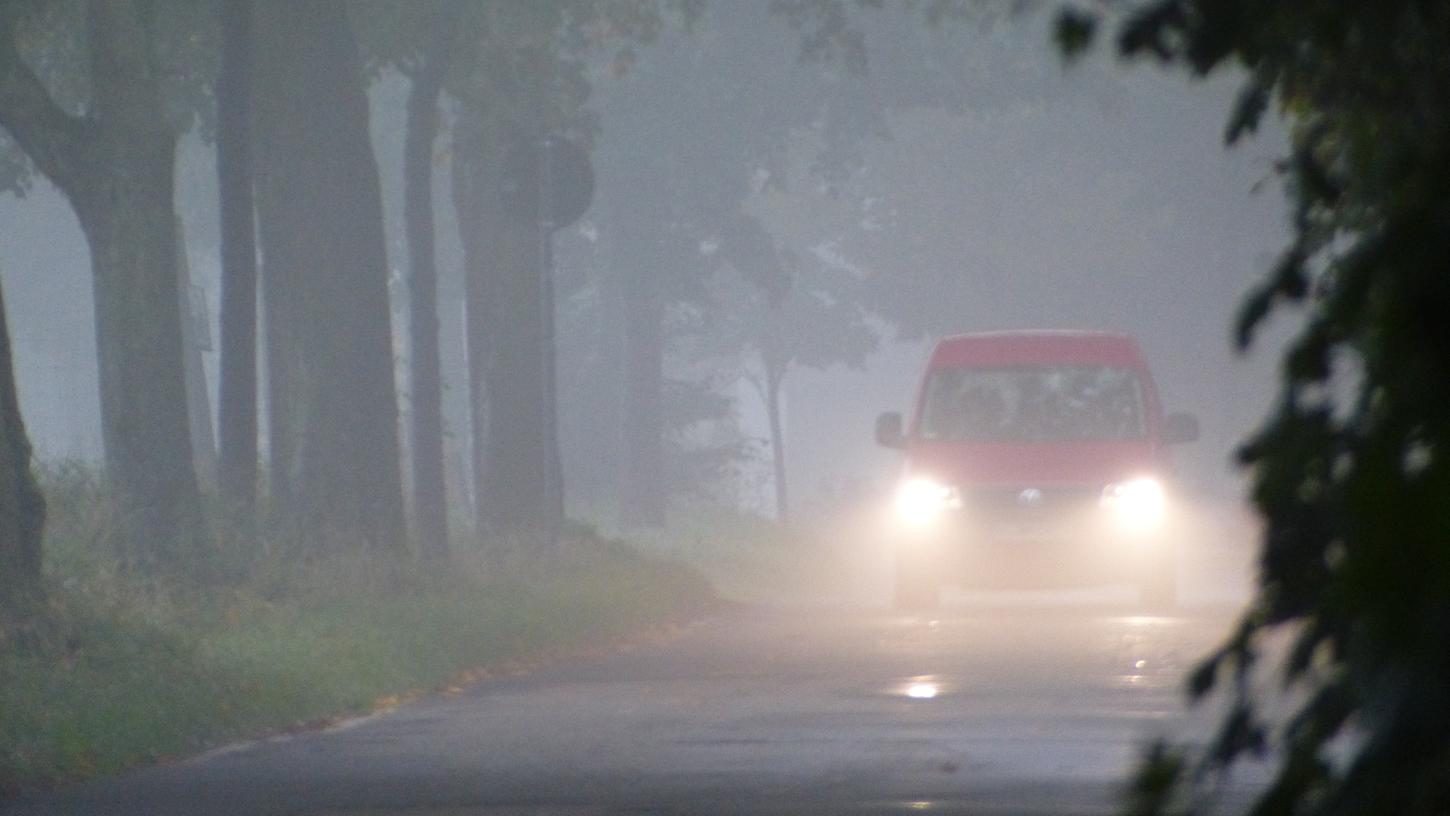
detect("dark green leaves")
[1116,1,1186,63]
[1122,741,1186,816]
[1052,7,1096,62]
[1225,68,1272,144]
[1058,2,1450,814]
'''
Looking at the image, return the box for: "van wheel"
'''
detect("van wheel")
[1138,545,1178,612]
[894,553,941,611]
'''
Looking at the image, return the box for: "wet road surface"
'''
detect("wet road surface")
[3,601,1251,816]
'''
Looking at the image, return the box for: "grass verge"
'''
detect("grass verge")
[0,530,714,796]
[619,501,893,606]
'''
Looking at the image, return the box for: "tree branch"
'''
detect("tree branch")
[87,0,166,133]
[0,22,91,193]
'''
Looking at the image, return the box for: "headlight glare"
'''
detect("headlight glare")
[895,478,959,526]
[1101,477,1166,527]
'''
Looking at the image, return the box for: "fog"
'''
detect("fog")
[0,2,1300,811]
[2,5,1289,516]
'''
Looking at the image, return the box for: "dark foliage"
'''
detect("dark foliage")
[1062,1,1450,814]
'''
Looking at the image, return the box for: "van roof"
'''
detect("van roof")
[929,330,1146,368]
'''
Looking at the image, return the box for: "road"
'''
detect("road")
[2,597,1262,816]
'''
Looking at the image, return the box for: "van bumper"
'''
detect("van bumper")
[895,506,1170,590]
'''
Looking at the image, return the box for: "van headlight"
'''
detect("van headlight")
[895,478,961,527]
[1100,477,1166,528]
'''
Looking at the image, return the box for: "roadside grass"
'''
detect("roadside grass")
[0,465,715,796]
[610,501,893,606]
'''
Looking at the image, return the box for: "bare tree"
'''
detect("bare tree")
[252,1,405,553]
[215,0,259,522]
[0,273,43,616]
[0,0,200,572]
[401,14,456,561]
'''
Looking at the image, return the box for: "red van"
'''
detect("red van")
[874,330,1199,610]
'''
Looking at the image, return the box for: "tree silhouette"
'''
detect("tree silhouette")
[1061,3,1450,813]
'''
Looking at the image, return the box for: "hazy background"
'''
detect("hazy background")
[0,6,1291,522]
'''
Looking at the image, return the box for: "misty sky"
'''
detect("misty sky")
[0,6,1291,511]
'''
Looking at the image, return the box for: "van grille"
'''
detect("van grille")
[959,486,1101,524]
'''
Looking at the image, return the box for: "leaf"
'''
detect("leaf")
[1226,69,1272,145]
[1053,7,1097,63]
[1286,330,1331,384]
[1187,652,1221,700]
[1209,704,1267,767]
[1117,0,1186,62]
[1235,282,1276,351]
[1123,740,1185,816]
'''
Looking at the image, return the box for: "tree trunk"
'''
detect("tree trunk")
[252,1,405,553]
[539,229,565,528]
[452,110,559,547]
[215,0,259,520]
[403,27,452,561]
[0,0,202,573]
[762,353,788,524]
[450,118,491,542]
[477,171,552,538]
[71,151,201,571]
[176,218,218,492]
[0,274,45,617]
[78,1,202,572]
[619,267,666,527]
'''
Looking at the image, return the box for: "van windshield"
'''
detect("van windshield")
[917,365,1147,442]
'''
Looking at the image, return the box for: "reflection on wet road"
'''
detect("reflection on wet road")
[3,602,1246,816]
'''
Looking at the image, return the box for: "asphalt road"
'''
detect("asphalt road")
[3,596,1263,816]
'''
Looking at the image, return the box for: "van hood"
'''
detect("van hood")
[905,440,1161,488]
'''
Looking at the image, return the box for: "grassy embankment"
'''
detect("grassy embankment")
[610,500,894,606]
[0,464,715,795]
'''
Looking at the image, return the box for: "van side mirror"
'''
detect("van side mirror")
[875,411,907,449]
[1163,412,1200,445]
